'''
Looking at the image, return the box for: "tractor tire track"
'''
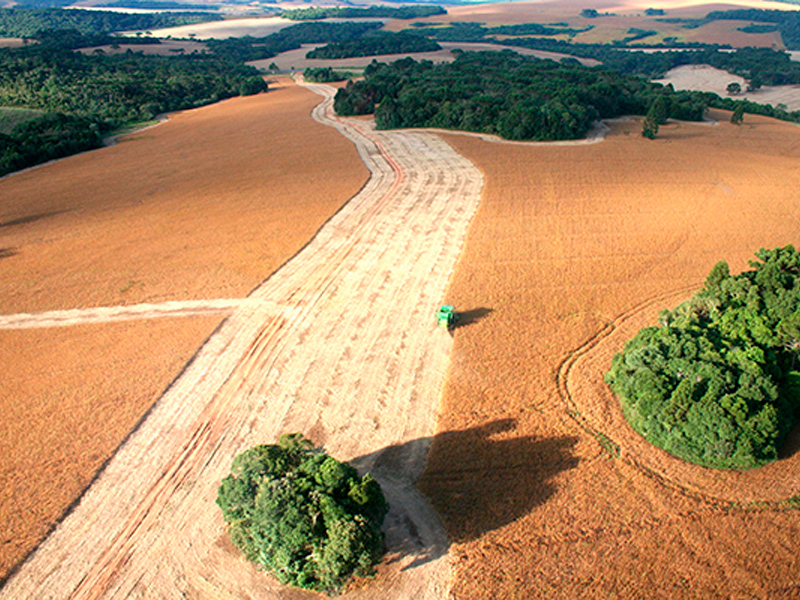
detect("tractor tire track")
[1,83,484,599]
[557,284,800,506]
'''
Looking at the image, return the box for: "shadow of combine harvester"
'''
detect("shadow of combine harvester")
[437,305,493,331]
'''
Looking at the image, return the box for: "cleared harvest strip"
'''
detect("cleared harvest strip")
[1,83,484,599]
[0,299,247,329]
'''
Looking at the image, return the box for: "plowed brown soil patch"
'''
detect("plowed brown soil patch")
[0,82,368,583]
[421,112,800,598]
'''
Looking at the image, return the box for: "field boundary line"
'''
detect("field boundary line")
[0,299,255,329]
[557,283,800,507]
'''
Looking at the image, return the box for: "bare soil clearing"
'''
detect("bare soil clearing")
[1,83,485,598]
[421,112,800,598]
[0,82,368,583]
[657,64,800,112]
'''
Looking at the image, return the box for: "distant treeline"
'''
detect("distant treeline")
[496,37,800,86]
[0,29,266,176]
[306,31,440,59]
[205,21,383,62]
[107,0,220,9]
[303,66,353,82]
[334,51,706,141]
[280,5,446,21]
[0,7,219,37]
[672,9,800,50]
[415,20,591,41]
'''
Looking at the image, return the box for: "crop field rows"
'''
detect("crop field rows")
[0,81,369,584]
[422,113,800,598]
[0,83,484,599]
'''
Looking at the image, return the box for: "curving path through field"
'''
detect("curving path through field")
[558,285,800,506]
[0,83,484,599]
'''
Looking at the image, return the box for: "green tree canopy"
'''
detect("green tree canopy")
[605,247,800,469]
[217,434,389,593]
[334,51,707,142]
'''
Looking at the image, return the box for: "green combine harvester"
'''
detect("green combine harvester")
[437,305,457,328]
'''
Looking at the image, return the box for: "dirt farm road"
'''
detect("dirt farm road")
[0,83,484,599]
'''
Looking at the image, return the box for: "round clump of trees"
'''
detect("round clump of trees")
[216,433,388,593]
[606,246,800,469]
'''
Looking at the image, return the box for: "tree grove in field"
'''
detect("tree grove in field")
[334,51,706,142]
[605,247,800,469]
[216,434,388,593]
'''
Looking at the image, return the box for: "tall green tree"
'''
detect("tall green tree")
[606,247,800,469]
[217,434,388,593]
[731,104,745,125]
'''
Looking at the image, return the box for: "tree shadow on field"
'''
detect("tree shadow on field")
[417,419,579,543]
[0,210,66,228]
[349,419,579,568]
[453,306,493,330]
[778,422,800,460]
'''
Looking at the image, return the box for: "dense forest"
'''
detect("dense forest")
[281,5,446,21]
[0,29,266,176]
[414,20,590,42]
[306,31,440,60]
[303,66,352,83]
[606,247,800,469]
[0,113,103,176]
[205,21,383,62]
[0,7,219,37]
[217,434,388,593]
[334,51,706,141]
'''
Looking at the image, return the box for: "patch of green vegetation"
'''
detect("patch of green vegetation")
[281,5,446,21]
[217,434,388,594]
[737,23,780,35]
[704,8,800,49]
[306,31,441,60]
[0,28,268,176]
[205,21,383,62]
[416,20,590,42]
[303,66,354,83]
[0,7,219,38]
[606,247,800,470]
[334,50,706,141]
[0,106,42,134]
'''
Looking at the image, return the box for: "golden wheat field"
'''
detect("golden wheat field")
[0,81,369,582]
[393,0,796,48]
[420,112,800,598]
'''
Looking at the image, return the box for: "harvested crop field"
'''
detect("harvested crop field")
[0,80,369,583]
[657,64,800,112]
[421,112,800,598]
[2,81,485,599]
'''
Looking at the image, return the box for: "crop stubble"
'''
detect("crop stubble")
[1,83,485,598]
[0,82,369,583]
[421,113,800,598]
